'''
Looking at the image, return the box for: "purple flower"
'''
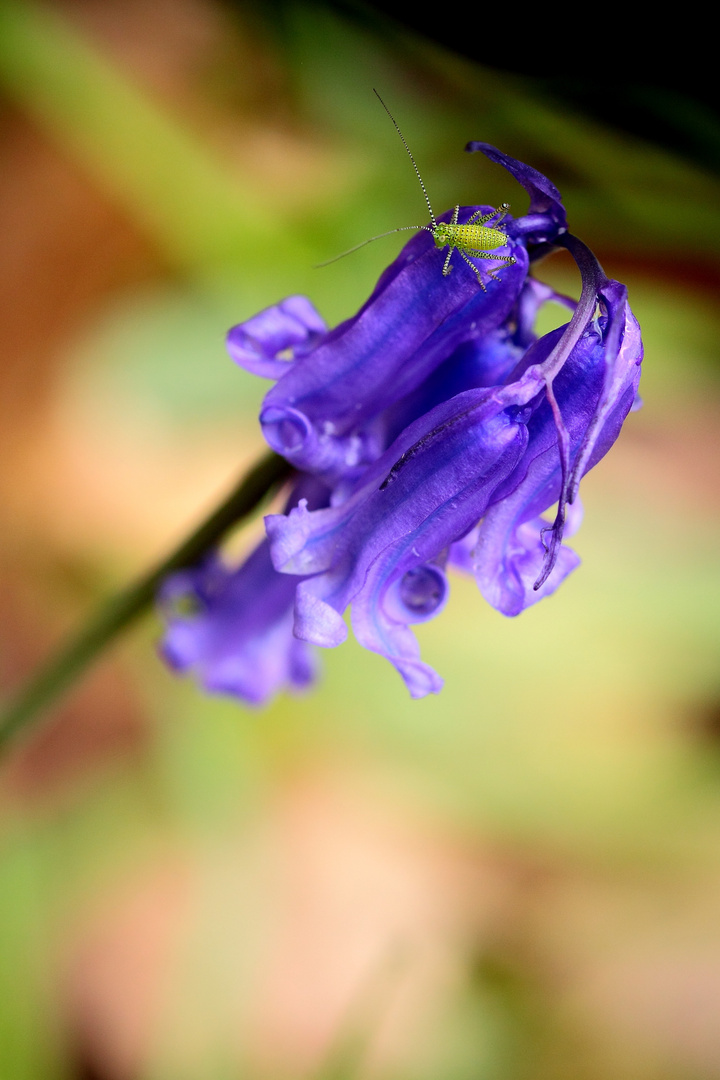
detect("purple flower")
[158,477,328,705]
[231,207,529,486]
[266,389,529,696]
[159,143,643,702]
[474,273,642,616]
[159,544,315,705]
[264,255,641,696]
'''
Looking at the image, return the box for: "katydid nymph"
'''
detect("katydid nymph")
[317,90,516,292]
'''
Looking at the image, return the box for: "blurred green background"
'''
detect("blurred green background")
[1,2,720,1078]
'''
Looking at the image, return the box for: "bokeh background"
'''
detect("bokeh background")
[1,2,720,1077]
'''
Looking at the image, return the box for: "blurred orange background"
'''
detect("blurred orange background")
[1,3,720,1078]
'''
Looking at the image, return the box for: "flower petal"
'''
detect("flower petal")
[259,209,529,479]
[465,142,568,245]
[227,295,327,379]
[475,280,642,614]
[268,389,528,696]
[159,544,316,705]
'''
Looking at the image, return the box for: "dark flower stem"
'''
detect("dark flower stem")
[0,450,293,749]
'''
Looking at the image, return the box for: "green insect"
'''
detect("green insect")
[317,90,516,292]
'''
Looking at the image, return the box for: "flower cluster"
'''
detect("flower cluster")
[160,143,643,702]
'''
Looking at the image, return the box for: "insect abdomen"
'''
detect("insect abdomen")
[454,224,507,250]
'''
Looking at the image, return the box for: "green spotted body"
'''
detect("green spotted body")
[430,202,516,290]
[316,91,516,292]
[433,220,509,256]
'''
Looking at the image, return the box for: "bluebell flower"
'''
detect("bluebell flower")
[159,143,643,702]
[158,476,329,705]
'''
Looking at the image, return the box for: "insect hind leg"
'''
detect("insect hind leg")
[460,249,516,289]
[467,202,510,227]
[465,250,516,268]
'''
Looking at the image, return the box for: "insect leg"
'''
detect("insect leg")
[466,203,510,226]
[471,252,513,282]
[464,250,516,265]
[440,208,460,275]
[458,249,487,291]
[461,249,516,288]
[468,252,518,267]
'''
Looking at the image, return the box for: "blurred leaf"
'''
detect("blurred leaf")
[0,0,311,284]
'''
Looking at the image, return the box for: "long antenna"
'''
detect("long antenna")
[373,89,437,228]
[314,225,431,268]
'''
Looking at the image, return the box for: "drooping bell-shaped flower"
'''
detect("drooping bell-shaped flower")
[159,141,643,702]
[264,245,641,696]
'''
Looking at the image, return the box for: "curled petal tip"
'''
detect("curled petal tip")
[260,405,312,456]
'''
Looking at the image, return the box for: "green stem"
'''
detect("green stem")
[0,451,292,748]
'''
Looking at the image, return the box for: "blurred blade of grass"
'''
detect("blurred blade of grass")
[0,0,311,286]
[0,837,66,1079]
